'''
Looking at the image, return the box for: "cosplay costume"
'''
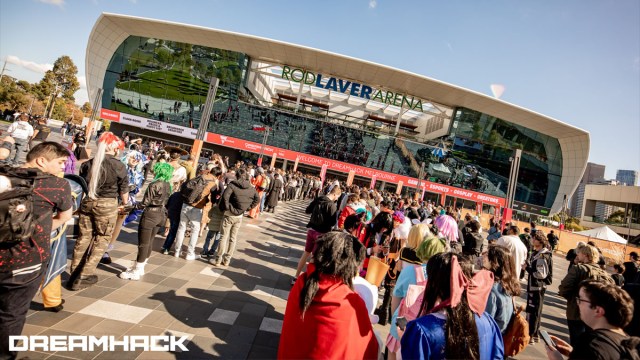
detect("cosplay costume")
[278,265,379,360]
[400,256,504,360]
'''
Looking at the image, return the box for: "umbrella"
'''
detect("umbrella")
[434,214,459,242]
[431,147,447,158]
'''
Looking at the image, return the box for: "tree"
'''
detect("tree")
[81,102,92,116]
[50,56,80,100]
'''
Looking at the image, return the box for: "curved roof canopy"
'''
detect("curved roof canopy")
[86,13,590,212]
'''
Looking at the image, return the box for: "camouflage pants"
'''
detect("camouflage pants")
[70,197,119,277]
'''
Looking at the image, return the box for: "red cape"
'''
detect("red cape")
[278,269,378,359]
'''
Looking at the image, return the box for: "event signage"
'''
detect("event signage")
[101,108,505,207]
[512,201,551,216]
[100,109,198,139]
[281,65,425,112]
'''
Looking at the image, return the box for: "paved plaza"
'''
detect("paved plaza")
[2,123,574,359]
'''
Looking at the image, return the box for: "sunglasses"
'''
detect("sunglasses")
[575,297,591,305]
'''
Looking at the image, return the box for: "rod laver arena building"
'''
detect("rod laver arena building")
[86,13,589,214]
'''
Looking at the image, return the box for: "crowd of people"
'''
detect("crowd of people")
[1,116,640,360]
[280,182,640,359]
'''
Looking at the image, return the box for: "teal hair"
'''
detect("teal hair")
[153,162,174,191]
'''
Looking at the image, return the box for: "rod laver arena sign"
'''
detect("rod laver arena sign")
[281,65,426,112]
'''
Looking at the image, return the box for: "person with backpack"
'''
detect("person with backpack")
[212,168,260,267]
[546,280,640,360]
[462,219,484,265]
[484,245,521,335]
[559,243,615,345]
[524,232,553,344]
[172,163,219,260]
[69,132,128,291]
[547,230,559,251]
[248,167,267,219]
[400,253,504,360]
[0,142,73,359]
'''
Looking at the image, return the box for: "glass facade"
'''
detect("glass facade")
[102,36,563,208]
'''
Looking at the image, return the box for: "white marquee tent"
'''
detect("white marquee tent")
[575,226,628,244]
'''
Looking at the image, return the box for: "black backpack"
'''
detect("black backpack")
[0,166,48,245]
[180,176,209,205]
[541,252,554,285]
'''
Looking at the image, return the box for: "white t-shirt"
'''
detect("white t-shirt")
[497,234,529,275]
[171,166,187,186]
[7,120,34,140]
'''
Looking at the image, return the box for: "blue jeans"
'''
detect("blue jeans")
[202,230,221,255]
[162,216,180,250]
[260,192,267,212]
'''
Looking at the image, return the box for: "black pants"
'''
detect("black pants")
[526,288,545,337]
[377,283,393,325]
[137,208,166,263]
[0,266,45,360]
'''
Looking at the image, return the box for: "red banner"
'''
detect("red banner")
[346,170,356,186]
[320,164,328,182]
[101,109,506,207]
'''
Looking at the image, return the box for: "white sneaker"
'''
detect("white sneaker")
[119,268,141,280]
[174,251,181,259]
[185,253,196,261]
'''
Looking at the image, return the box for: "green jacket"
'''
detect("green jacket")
[558,263,614,320]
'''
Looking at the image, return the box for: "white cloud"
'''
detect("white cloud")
[6,55,53,74]
[38,0,65,6]
[445,42,453,52]
[369,0,377,9]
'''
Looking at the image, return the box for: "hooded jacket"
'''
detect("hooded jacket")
[306,195,338,233]
[219,178,260,216]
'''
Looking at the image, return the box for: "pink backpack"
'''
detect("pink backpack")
[397,265,427,321]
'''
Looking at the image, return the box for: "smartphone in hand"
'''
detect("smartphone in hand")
[396,317,408,331]
[540,330,556,347]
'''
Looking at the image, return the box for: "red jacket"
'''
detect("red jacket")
[278,266,379,359]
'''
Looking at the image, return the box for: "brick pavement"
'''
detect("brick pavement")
[2,122,574,359]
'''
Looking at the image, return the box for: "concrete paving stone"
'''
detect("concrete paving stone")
[145,284,175,298]
[103,288,146,305]
[207,308,239,325]
[235,313,264,328]
[93,349,144,360]
[224,324,258,345]
[138,273,166,284]
[146,265,179,277]
[51,313,105,333]
[46,354,85,360]
[241,303,268,318]
[56,295,97,313]
[210,342,252,360]
[198,266,224,278]
[74,285,118,299]
[211,277,235,289]
[20,324,48,336]
[252,285,274,297]
[125,324,165,336]
[25,309,74,328]
[128,294,163,311]
[15,351,51,360]
[248,344,280,360]
[79,300,153,324]
[158,277,189,289]
[145,256,170,266]
[258,318,283,334]
[84,319,135,337]
[253,330,281,349]
[272,289,289,301]
[97,276,131,289]
[138,310,177,329]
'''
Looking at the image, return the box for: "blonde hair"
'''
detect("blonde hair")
[576,244,599,264]
[407,224,432,250]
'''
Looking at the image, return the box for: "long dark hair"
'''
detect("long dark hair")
[418,253,481,360]
[299,232,364,314]
[486,245,521,296]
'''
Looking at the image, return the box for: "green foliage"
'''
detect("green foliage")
[566,222,585,232]
[51,98,68,120]
[43,56,80,101]
[81,102,92,116]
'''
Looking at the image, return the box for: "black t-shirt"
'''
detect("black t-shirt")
[80,155,129,199]
[33,123,51,141]
[570,329,638,360]
[0,174,72,272]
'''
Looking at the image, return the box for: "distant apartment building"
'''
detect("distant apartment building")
[616,169,638,186]
[570,162,606,218]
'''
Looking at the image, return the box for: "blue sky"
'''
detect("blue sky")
[1,0,638,179]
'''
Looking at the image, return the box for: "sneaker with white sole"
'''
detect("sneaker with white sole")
[185,253,196,261]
